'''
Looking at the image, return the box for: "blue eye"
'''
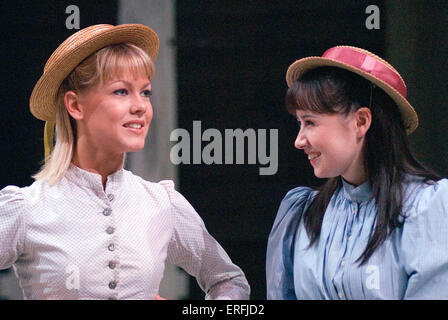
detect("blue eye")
[114,89,127,95]
[141,90,152,98]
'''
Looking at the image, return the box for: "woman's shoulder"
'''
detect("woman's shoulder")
[127,173,204,225]
[0,181,44,212]
[124,171,183,205]
[277,186,317,217]
[269,186,317,236]
[124,169,174,191]
[0,185,25,207]
[0,184,32,227]
[402,176,448,219]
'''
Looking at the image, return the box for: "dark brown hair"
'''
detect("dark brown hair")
[286,67,440,265]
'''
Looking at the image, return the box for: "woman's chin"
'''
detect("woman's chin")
[313,168,339,179]
[313,171,326,179]
[125,143,145,153]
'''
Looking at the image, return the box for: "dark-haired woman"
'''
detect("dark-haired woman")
[266,46,448,299]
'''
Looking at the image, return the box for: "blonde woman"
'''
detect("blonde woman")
[0,24,250,300]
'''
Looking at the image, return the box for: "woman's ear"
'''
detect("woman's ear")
[64,90,84,120]
[355,107,372,138]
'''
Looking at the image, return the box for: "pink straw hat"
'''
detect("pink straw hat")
[286,46,418,134]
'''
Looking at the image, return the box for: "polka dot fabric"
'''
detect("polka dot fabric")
[0,164,250,300]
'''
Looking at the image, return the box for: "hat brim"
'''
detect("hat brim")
[286,57,418,135]
[30,24,159,121]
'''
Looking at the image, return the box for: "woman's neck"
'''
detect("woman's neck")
[72,149,124,190]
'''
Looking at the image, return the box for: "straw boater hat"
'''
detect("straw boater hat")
[29,24,159,159]
[286,45,418,135]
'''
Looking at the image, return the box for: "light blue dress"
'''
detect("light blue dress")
[266,176,448,299]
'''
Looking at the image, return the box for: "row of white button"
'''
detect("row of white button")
[104,194,118,300]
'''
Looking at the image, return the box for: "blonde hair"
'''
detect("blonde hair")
[33,43,155,185]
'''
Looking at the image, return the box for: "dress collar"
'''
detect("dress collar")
[65,163,125,192]
[341,178,372,203]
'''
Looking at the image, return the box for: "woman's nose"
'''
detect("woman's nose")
[130,96,147,114]
[294,129,307,149]
[130,104,146,114]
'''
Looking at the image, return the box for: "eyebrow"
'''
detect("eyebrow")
[297,114,318,120]
[108,79,151,89]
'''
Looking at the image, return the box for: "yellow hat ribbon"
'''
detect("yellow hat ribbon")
[44,121,55,162]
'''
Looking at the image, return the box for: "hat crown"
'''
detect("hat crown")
[321,46,407,98]
[44,24,114,73]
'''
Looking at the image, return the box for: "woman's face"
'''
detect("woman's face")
[73,70,153,156]
[294,109,366,184]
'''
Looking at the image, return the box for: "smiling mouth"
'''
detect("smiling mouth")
[308,152,322,164]
[308,152,321,161]
[123,123,143,129]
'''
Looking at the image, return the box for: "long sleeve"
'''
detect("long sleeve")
[266,186,315,300]
[0,186,27,270]
[399,179,448,299]
[161,180,250,300]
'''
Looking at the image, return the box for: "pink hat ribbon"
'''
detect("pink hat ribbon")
[322,47,407,98]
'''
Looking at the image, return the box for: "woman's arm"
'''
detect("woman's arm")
[0,186,26,270]
[400,179,448,299]
[161,180,250,300]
